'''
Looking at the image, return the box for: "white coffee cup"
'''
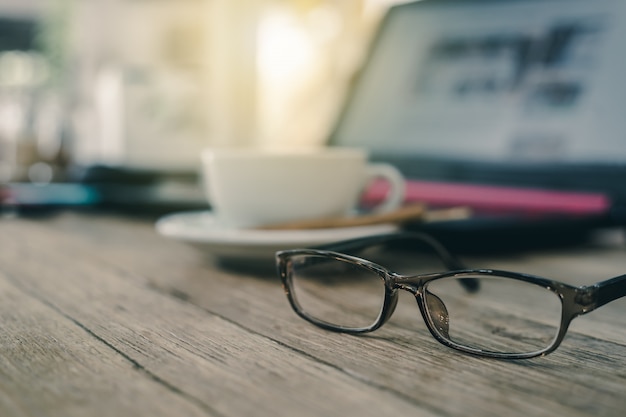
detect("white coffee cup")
[201,147,405,228]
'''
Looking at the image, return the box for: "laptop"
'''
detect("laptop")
[328,0,626,251]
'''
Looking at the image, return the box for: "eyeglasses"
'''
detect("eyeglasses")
[276,232,626,359]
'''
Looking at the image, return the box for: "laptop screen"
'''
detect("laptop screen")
[330,0,626,213]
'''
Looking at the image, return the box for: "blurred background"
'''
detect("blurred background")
[2,0,624,239]
[0,0,407,212]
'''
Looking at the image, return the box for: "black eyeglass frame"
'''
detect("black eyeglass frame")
[276,232,626,359]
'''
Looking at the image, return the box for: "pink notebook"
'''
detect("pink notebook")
[363,180,611,217]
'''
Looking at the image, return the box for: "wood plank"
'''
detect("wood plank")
[6,213,626,417]
[0,270,210,417]
[0,216,434,417]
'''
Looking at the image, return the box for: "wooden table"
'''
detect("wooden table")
[1,211,624,417]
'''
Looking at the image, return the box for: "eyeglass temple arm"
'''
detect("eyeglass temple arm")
[394,233,480,292]
[315,232,478,292]
[593,274,626,309]
[315,232,465,268]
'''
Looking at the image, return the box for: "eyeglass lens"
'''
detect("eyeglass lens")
[424,276,563,355]
[289,254,385,329]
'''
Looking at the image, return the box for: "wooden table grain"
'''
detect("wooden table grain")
[0,212,624,417]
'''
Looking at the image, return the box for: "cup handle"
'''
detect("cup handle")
[363,163,406,213]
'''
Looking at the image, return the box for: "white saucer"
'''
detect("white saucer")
[155,210,398,261]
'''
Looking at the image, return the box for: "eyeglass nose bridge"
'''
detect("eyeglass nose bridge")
[422,290,450,339]
[375,275,421,329]
[378,289,400,328]
[391,275,455,346]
